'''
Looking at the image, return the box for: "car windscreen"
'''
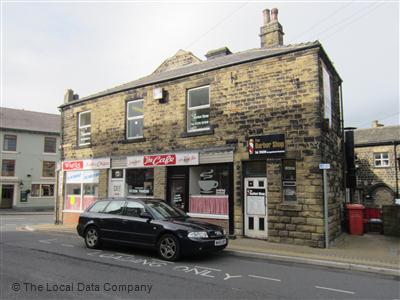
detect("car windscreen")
[146,201,186,219]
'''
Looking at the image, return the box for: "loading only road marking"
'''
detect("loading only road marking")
[248,275,281,282]
[315,286,355,295]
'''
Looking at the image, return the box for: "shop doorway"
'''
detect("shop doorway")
[1,184,14,208]
[167,167,188,211]
[244,177,268,239]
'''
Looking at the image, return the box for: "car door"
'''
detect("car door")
[121,201,158,246]
[98,200,126,241]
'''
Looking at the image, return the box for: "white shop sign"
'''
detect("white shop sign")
[66,170,100,184]
[127,152,199,168]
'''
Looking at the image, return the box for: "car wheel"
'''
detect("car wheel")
[158,234,180,261]
[85,226,101,249]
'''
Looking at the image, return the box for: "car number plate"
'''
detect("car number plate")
[214,239,226,246]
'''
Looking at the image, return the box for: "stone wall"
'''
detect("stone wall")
[59,46,344,247]
[355,144,399,205]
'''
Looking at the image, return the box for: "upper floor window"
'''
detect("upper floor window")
[1,159,15,176]
[3,134,17,152]
[44,137,57,153]
[126,99,144,139]
[42,161,56,177]
[374,152,389,167]
[78,111,91,146]
[322,62,332,128]
[187,86,210,132]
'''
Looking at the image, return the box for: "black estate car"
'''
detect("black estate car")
[77,198,228,261]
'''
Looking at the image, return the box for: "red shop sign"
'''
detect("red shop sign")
[63,161,83,170]
[144,154,176,166]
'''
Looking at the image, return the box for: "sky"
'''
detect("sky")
[1,1,399,129]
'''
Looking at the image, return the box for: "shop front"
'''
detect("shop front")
[62,157,110,223]
[108,148,234,234]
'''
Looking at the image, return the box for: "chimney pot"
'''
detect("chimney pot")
[263,9,271,25]
[372,120,384,128]
[271,8,279,21]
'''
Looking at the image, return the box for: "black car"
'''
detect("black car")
[77,198,228,261]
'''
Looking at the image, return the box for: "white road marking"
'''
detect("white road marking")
[315,286,355,295]
[194,265,221,271]
[0,217,25,220]
[61,244,74,247]
[248,275,281,282]
[4,223,16,226]
[24,226,35,231]
[223,273,242,280]
[39,239,57,244]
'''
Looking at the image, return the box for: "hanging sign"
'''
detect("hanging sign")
[248,134,285,157]
[127,152,199,168]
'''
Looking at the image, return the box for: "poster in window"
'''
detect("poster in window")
[246,188,266,215]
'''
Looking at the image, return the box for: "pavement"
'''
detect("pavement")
[0,207,53,215]
[22,222,400,277]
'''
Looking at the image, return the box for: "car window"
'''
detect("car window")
[88,201,109,213]
[124,201,145,217]
[147,201,185,219]
[103,200,125,215]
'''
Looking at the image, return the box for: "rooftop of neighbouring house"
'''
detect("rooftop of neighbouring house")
[354,122,400,146]
[0,107,61,134]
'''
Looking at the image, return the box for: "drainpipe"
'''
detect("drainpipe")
[394,141,399,199]
[339,84,346,193]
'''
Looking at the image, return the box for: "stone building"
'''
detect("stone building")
[354,121,400,206]
[58,8,344,247]
[0,107,61,209]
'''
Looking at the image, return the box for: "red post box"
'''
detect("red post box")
[346,204,365,235]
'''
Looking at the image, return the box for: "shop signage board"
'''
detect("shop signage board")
[127,152,199,168]
[248,134,285,158]
[63,158,110,171]
[66,170,100,183]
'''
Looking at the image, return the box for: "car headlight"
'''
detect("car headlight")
[188,231,208,238]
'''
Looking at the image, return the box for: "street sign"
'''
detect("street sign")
[319,163,331,170]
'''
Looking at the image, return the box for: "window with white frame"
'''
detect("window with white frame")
[374,152,389,167]
[187,86,210,132]
[30,184,55,197]
[78,111,91,146]
[322,62,332,127]
[126,99,144,139]
[42,161,56,177]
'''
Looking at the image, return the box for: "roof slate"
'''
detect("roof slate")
[354,125,400,145]
[0,107,61,134]
[60,41,321,108]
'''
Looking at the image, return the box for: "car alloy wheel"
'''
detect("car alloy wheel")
[158,234,180,261]
[85,227,101,249]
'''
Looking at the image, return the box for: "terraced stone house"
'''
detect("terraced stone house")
[58,8,344,247]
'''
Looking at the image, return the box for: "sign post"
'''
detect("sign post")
[319,163,330,248]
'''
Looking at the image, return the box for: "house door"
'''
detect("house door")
[244,177,268,239]
[1,185,14,208]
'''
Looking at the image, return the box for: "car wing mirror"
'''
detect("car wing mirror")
[140,211,153,220]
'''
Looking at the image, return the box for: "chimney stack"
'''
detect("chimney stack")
[372,120,384,128]
[260,8,284,48]
[64,89,79,104]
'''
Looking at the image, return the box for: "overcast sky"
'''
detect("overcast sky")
[1,1,399,128]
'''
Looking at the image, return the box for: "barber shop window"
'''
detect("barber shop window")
[126,168,154,197]
[78,111,91,146]
[187,86,210,132]
[282,159,297,202]
[127,99,144,139]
